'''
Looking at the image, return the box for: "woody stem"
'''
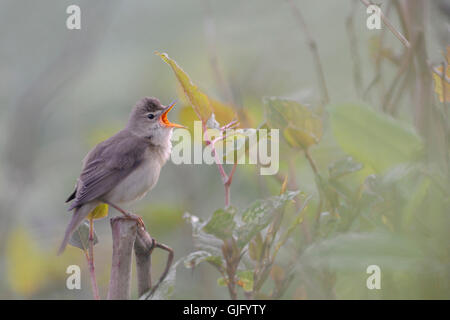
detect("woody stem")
[88,218,100,300]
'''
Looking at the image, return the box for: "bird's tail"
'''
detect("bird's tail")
[58,203,95,255]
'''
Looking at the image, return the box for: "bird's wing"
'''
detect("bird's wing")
[68,131,148,210]
[65,188,76,203]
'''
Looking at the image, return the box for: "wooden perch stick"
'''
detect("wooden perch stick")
[134,226,155,297]
[136,226,174,299]
[107,217,137,300]
[107,216,174,300]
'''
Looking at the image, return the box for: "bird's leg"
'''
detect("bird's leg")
[103,201,146,229]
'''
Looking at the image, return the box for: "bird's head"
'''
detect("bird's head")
[127,97,185,145]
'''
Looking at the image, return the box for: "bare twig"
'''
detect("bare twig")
[150,242,175,295]
[87,218,100,300]
[203,121,239,207]
[360,0,411,49]
[134,226,154,297]
[346,0,364,97]
[382,39,415,112]
[134,226,174,299]
[286,0,330,105]
[304,148,318,175]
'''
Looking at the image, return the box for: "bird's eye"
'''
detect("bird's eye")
[147,113,155,119]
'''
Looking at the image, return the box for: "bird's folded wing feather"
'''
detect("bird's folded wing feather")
[68,131,147,210]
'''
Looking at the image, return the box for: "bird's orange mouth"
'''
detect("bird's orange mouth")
[160,101,185,128]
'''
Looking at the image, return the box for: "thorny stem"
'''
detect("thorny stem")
[88,218,100,300]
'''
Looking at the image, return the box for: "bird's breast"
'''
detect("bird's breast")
[105,159,161,205]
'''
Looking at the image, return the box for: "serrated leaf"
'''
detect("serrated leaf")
[203,207,237,240]
[264,97,322,149]
[157,52,236,125]
[329,103,423,172]
[237,191,299,248]
[87,203,109,220]
[157,52,211,121]
[68,221,98,251]
[328,157,363,179]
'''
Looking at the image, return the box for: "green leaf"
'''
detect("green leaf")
[183,250,223,269]
[68,221,98,251]
[237,190,299,248]
[183,212,223,256]
[203,207,237,240]
[156,52,236,125]
[264,97,322,149]
[328,157,363,179]
[87,203,108,220]
[329,103,423,172]
[248,232,263,261]
[217,277,228,287]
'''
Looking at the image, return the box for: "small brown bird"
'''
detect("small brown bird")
[58,97,184,254]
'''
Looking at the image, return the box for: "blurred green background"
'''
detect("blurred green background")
[0,0,449,299]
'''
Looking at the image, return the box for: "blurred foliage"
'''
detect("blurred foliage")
[329,103,423,172]
[1,0,449,300]
[264,97,323,149]
[432,46,450,103]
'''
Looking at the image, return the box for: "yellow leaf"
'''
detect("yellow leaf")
[157,52,237,125]
[6,228,48,296]
[432,46,450,103]
[266,98,322,149]
[178,104,198,133]
[210,98,236,126]
[87,203,109,220]
[156,52,212,122]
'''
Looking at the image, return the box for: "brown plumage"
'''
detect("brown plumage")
[59,97,183,254]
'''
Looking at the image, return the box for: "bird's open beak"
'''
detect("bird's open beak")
[160,101,185,128]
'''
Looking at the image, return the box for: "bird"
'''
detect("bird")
[58,97,184,255]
